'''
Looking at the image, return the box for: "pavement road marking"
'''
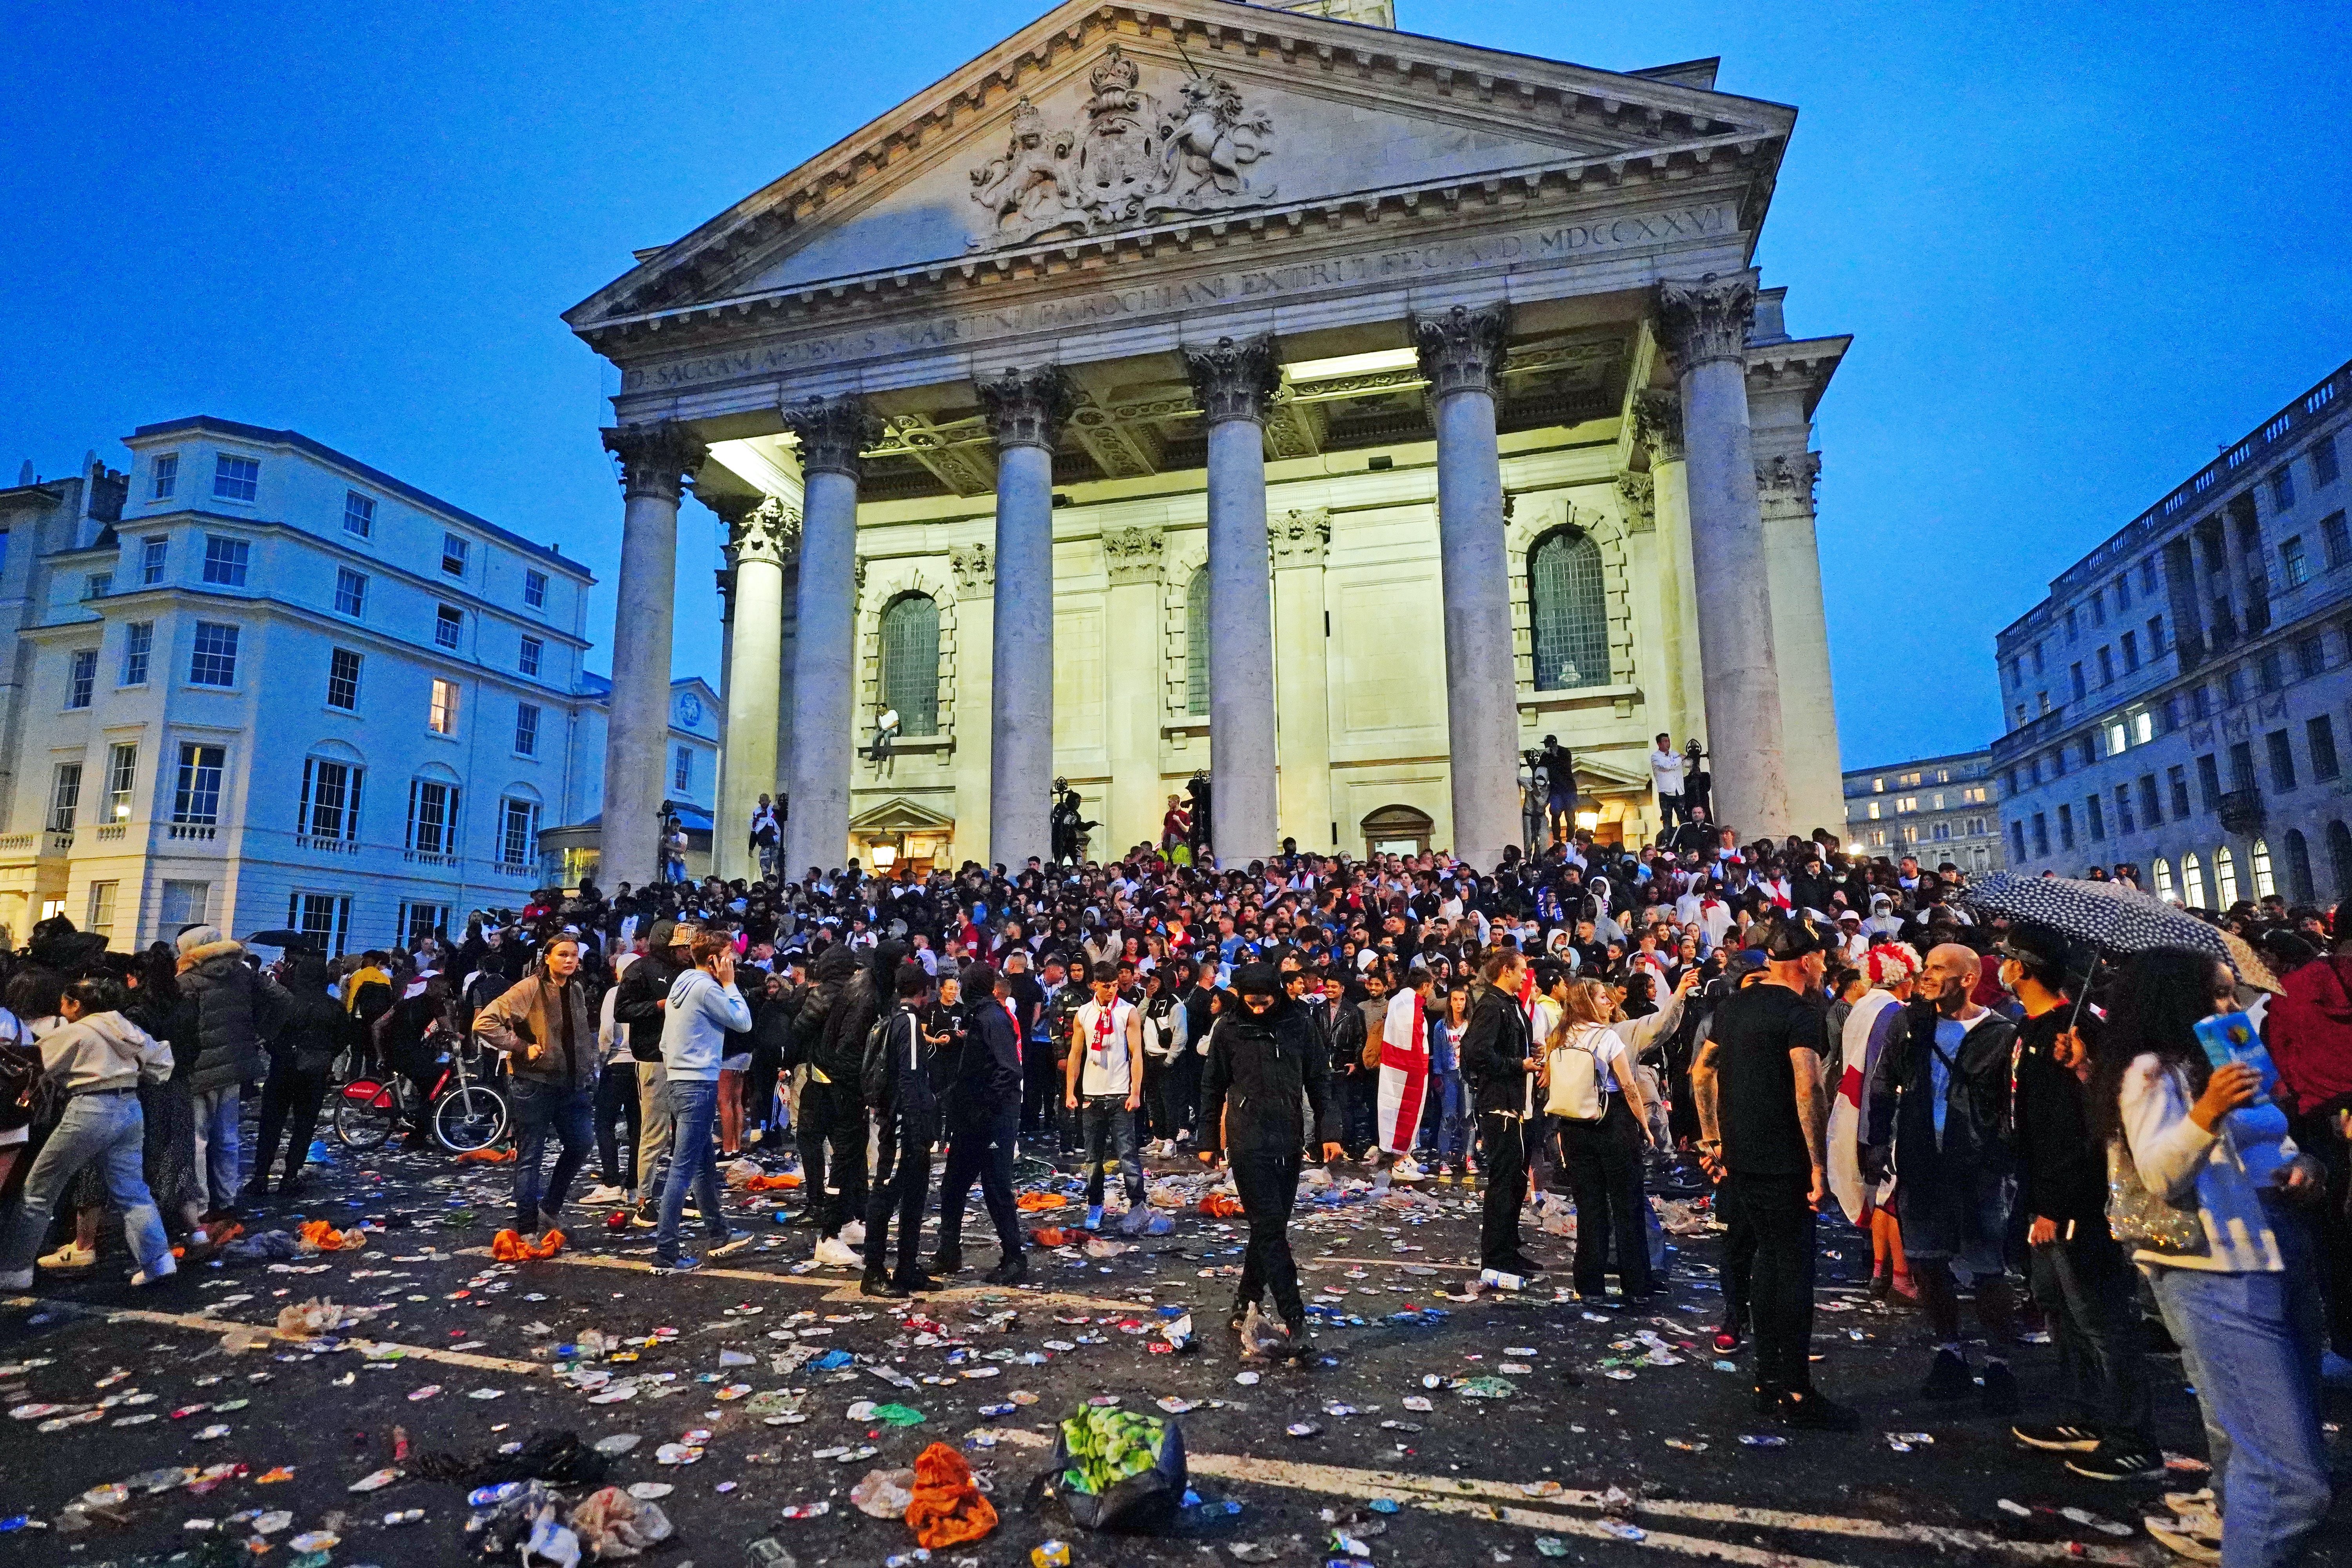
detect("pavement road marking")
[5,1294,547,1376]
[453,1246,1154,1314]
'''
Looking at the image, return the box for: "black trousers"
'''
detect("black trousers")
[1020,1045,1058,1138]
[799,1077,867,1234]
[1559,1099,1653,1297]
[2028,1228,2154,1440]
[743,1048,782,1136]
[253,1063,328,1186]
[864,1107,932,1277]
[1142,1057,1174,1141]
[2291,1109,2352,1357]
[594,1060,640,1187]
[1229,1122,1307,1327]
[1717,1171,1817,1396]
[1478,1112,1530,1269]
[1166,1050,1201,1138]
[938,1103,1022,1258]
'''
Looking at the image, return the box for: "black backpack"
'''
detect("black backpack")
[860,1010,904,1107]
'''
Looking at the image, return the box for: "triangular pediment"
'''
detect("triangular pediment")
[568,0,1790,328]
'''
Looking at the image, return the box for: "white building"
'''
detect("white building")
[0,417,617,952]
[1841,748,2004,873]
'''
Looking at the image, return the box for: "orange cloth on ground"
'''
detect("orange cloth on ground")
[298,1220,365,1252]
[904,1440,996,1548]
[743,1172,803,1192]
[456,1147,517,1164]
[490,1228,566,1261]
[1198,1192,1244,1217]
[1015,1192,1067,1211]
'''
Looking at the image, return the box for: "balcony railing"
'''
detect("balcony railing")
[167,823,217,842]
[296,835,357,855]
[94,824,125,843]
[2218,788,2266,835]
[404,849,460,869]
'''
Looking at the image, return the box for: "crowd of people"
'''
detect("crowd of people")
[1,805,2347,1565]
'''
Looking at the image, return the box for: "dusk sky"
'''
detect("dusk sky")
[6,0,2347,770]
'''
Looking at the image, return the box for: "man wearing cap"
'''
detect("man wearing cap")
[1197,962,1331,1357]
[1692,917,1856,1430]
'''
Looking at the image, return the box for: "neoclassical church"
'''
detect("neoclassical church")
[566,0,1846,887]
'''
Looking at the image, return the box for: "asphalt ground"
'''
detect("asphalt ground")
[4,1132,2347,1568]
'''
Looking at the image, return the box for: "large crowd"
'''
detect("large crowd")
[1,777,2348,1566]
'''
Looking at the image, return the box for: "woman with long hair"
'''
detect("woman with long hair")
[1549,977,1657,1303]
[2087,947,2332,1565]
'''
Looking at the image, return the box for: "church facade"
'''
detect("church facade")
[567,0,1846,886]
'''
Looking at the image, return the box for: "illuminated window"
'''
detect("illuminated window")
[1528,526,1610,690]
[428,678,459,735]
[2252,838,2276,898]
[2183,853,2207,907]
[2215,846,2240,906]
[878,593,941,736]
[2154,858,2175,900]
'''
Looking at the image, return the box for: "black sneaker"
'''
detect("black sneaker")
[930,1249,965,1276]
[1774,1389,1860,1432]
[894,1270,942,1295]
[1980,1361,2020,1416]
[983,1256,1028,1287]
[860,1271,908,1299]
[2012,1422,2102,1452]
[1920,1348,1974,1401]
[2067,1444,2167,1482]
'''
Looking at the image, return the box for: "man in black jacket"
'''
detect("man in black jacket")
[1197,962,1330,1358]
[808,940,904,1261]
[933,962,1028,1285]
[792,944,861,1243]
[1459,946,1541,1286]
[614,920,690,1228]
[860,962,938,1298]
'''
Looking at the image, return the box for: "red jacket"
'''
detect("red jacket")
[2265,955,2352,1116]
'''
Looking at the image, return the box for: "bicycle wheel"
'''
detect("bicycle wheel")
[434,1085,508,1153]
[335,1080,399,1150]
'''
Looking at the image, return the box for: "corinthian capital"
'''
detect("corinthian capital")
[1755,450,1823,506]
[726,495,802,566]
[1631,391,1684,466]
[1270,507,1332,567]
[1615,472,1656,531]
[1410,303,1510,398]
[1101,526,1164,586]
[949,542,995,600]
[782,394,879,479]
[1656,270,1759,376]
[603,421,707,502]
[976,365,1074,451]
[1181,334,1282,425]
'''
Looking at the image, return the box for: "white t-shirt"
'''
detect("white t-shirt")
[1650,748,1686,797]
[1561,1020,1635,1095]
[1075,999,1134,1096]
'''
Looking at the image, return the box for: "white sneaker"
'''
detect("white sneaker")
[813,1236,863,1269]
[130,1256,178,1288]
[581,1185,627,1206]
[1390,1158,1426,1183]
[38,1243,97,1271]
[839,1220,866,1247]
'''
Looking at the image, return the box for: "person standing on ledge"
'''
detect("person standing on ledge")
[1648,733,1687,833]
[1198,961,1330,1359]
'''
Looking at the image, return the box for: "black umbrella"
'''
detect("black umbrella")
[243,929,323,953]
[1957,871,2282,993]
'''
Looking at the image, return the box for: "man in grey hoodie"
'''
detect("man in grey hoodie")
[0,976,177,1289]
[653,929,753,1270]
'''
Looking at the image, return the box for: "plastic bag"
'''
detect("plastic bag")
[1043,1406,1187,1534]
[906,1441,996,1548]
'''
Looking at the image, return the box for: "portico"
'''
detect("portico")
[566,0,1848,880]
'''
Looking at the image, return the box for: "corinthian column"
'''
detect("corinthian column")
[601,421,706,890]
[1633,390,1703,750]
[705,492,799,881]
[976,367,1072,869]
[781,394,874,879]
[1658,270,1789,838]
[1756,449,1841,834]
[1411,304,1520,869]
[1183,334,1281,867]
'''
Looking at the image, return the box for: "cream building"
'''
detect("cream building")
[567,0,1847,886]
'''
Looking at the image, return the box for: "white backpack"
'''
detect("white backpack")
[1544,1023,1612,1122]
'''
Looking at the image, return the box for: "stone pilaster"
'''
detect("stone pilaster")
[1270,507,1334,853]
[1103,527,1166,854]
[1657,269,1788,838]
[1410,303,1521,867]
[1755,447,1841,835]
[1183,334,1282,865]
[948,543,996,861]
[599,421,706,890]
[780,394,876,878]
[977,367,1070,868]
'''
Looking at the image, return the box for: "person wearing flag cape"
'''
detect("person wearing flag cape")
[1370,965,1437,1187]
[1828,942,1920,1305]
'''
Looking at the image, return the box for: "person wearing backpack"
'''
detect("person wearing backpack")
[859,961,939,1298]
[651,929,751,1271]
[1547,975,1658,1303]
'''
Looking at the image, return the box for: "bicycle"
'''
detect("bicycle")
[335,1035,509,1154]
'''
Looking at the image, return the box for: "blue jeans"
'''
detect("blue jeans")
[1078,1094,1144,1205]
[0,1090,172,1279]
[510,1079,594,1231]
[655,1077,727,1261]
[1433,1073,1472,1164]
[191,1084,242,1214]
[2147,1216,2331,1568]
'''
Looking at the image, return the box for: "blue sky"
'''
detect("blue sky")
[5,1,2347,771]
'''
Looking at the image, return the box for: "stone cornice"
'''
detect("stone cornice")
[566,0,1791,334]
[1744,333,1852,421]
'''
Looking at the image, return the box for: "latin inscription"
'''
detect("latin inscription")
[620,202,1735,392]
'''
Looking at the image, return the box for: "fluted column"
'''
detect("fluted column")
[1183,334,1282,867]
[1412,304,1520,869]
[1659,270,1789,837]
[600,421,706,891]
[976,367,1072,869]
[1271,508,1334,854]
[781,395,874,879]
[706,492,799,882]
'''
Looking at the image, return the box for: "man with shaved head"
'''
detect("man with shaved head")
[1870,939,2022,1419]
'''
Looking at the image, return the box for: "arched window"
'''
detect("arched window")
[2215,846,2240,907]
[2152,857,2175,901]
[878,593,940,737]
[2285,829,2316,902]
[1185,566,1210,716]
[2330,821,2352,898]
[2183,852,2207,908]
[2251,838,2276,899]
[1528,527,1609,691]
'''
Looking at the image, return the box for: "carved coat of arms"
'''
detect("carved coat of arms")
[969,45,1274,246]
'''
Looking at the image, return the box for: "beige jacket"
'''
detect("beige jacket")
[42,1011,174,1096]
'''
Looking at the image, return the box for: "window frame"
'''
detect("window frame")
[334,566,368,617]
[200,533,250,587]
[150,453,178,500]
[428,677,461,736]
[514,701,541,757]
[65,648,98,710]
[342,490,376,538]
[187,621,240,687]
[120,621,152,686]
[105,742,137,824]
[523,568,548,610]
[1526,524,1612,692]
[47,761,82,832]
[139,535,168,585]
[171,743,225,826]
[211,452,258,503]
[434,604,463,650]
[440,532,470,577]
[518,635,543,679]
[326,647,362,711]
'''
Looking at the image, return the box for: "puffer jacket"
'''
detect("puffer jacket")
[177,941,290,1095]
[474,965,599,1090]
[793,946,859,1082]
[273,984,354,1076]
[815,942,904,1084]
[42,1011,174,1096]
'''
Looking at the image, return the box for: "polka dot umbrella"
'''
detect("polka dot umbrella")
[1958,870,2282,993]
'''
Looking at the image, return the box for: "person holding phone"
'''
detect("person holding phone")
[652,929,751,1271]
